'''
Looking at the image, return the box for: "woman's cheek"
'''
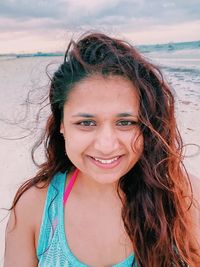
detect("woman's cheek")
[131,130,144,156]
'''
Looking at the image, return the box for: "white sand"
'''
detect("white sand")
[0,56,199,265]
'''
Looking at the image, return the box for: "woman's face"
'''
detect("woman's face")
[60,75,144,184]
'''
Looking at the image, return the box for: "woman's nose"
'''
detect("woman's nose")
[93,124,120,155]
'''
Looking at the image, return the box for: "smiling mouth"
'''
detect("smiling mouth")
[90,156,121,164]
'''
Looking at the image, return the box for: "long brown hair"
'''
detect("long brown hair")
[10,32,199,266]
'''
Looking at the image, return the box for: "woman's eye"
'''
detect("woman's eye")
[117,120,137,126]
[77,120,96,127]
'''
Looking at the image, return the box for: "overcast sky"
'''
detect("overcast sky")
[0,0,200,53]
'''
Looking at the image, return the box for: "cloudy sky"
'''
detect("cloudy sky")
[0,0,200,54]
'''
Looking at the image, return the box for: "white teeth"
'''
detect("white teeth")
[93,156,119,164]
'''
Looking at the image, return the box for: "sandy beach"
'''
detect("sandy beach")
[0,52,199,265]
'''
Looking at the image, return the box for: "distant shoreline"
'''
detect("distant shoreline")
[0,52,63,59]
[1,40,199,58]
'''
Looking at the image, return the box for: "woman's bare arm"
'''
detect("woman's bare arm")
[4,185,47,267]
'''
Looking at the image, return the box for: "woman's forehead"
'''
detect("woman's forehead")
[63,75,139,116]
[66,75,139,106]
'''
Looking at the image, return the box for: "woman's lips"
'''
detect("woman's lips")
[87,155,123,169]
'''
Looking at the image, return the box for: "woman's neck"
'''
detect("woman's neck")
[71,170,124,206]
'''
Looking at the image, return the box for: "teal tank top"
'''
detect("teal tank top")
[37,171,136,266]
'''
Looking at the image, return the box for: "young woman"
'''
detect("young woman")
[4,32,200,267]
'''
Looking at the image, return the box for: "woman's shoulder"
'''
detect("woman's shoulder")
[8,181,48,227]
[18,180,48,209]
[13,171,66,219]
[8,180,49,238]
[4,181,49,266]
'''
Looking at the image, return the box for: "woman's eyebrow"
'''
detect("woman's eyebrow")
[72,113,95,118]
[72,112,137,118]
[116,112,137,117]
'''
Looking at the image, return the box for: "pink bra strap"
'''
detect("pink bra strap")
[63,168,79,206]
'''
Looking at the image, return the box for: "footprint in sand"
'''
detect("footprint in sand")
[181,101,191,105]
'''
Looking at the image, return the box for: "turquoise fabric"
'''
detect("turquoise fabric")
[37,171,136,267]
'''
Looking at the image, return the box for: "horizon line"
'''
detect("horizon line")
[0,39,199,56]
